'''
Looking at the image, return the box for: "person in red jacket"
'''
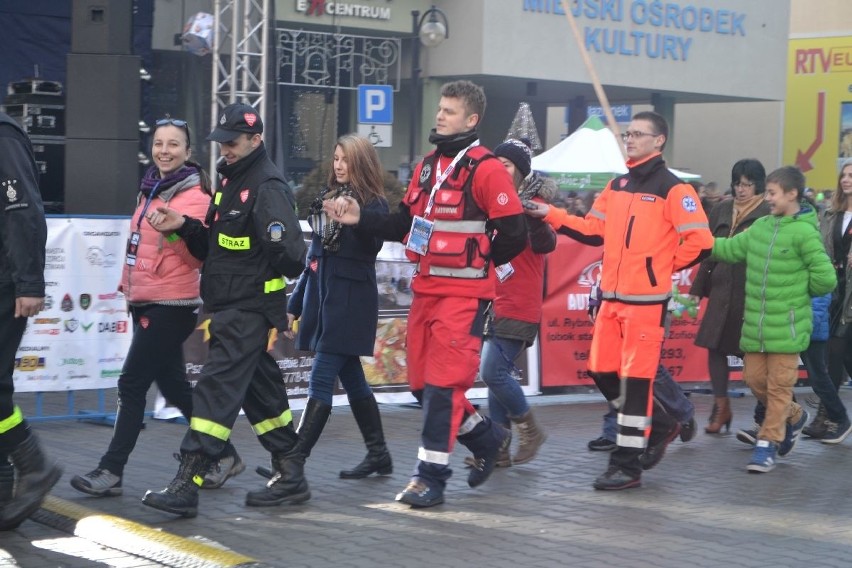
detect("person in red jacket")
[70,118,243,498]
[325,81,528,508]
[526,111,713,490]
[471,138,556,466]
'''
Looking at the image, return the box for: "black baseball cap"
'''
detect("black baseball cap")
[207,103,263,142]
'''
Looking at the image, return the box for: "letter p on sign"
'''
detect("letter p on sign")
[358,84,393,124]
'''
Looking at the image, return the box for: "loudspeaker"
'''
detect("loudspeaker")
[29,136,65,205]
[64,139,138,215]
[65,53,140,140]
[71,0,133,55]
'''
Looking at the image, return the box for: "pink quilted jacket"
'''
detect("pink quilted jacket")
[119,184,210,304]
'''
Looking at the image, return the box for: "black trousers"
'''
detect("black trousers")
[0,283,30,454]
[99,304,198,475]
[180,309,295,457]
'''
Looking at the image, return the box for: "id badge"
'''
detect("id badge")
[495,262,515,282]
[125,231,141,266]
[406,215,434,256]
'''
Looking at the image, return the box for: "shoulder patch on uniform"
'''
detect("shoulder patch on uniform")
[2,179,19,202]
[267,221,285,242]
[497,192,509,206]
[681,195,698,212]
[419,164,432,184]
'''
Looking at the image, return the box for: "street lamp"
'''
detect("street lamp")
[408,6,449,174]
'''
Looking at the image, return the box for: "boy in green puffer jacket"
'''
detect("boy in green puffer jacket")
[712,166,836,473]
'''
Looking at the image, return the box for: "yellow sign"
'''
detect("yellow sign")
[784,36,852,190]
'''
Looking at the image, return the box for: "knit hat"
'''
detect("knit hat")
[494,138,532,178]
[207,103,263,142]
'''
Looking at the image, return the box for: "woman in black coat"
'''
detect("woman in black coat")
[285,134,391,480]
[689,159,770,434]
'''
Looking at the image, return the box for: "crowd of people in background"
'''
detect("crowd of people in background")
[4,79,852,529]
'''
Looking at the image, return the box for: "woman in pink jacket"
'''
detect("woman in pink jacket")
[71,118,241,497]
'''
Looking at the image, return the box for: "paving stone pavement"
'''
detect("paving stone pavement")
[3,387,852,567]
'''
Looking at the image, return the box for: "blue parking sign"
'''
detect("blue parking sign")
[358,85,393,124]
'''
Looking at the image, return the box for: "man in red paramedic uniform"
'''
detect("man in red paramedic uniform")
[527,111,713,490]
[326,81,527,507]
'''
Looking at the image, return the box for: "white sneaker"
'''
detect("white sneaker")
[70,468,122,496]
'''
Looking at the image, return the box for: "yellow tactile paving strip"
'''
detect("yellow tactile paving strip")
[32,496,261,567]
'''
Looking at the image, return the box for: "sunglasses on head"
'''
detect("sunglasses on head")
[156,118,188,127]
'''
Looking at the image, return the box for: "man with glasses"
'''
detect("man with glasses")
[527,111,713,490]
[142,103,308,517]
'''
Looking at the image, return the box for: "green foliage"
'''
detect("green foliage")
[293,162,406,219]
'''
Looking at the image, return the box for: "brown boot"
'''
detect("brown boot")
[705,396,732,434]
[512,410,547,464]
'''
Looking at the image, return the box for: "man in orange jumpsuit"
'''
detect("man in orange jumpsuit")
[527,111,713,490]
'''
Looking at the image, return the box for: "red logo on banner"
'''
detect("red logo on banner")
[244,113,257,126]
[140,316,150,329]
[240,189,249,202]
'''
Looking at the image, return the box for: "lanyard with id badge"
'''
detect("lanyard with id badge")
[405,140,480,257]
[126,180,162,266]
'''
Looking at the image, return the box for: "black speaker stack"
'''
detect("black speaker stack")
[1,79,66,211]
[64,0,140,215]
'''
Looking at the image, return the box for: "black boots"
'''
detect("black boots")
[142,452,212,518]
[295,398,332,459]
[0,432,63,530]
[254,398,331,480]
[457,415,510,488]
[245,449,311,507]
[243,401,327,507]
[340,395,393,479]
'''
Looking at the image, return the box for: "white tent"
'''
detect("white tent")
[531,116,700,191]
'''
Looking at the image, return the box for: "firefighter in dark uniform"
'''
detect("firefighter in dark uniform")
[0,112,62,530]
[142,103,307,517]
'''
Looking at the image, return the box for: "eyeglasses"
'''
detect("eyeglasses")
[154,117,191,146]
[733,181,756,189]
[620,131,658,141]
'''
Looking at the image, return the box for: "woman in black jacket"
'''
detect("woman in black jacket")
[285,134,392,480]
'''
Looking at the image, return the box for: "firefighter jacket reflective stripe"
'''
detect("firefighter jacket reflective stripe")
[543,153,713,304]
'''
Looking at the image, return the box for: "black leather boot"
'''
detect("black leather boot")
[295,398,332,459]
[340,395,393,479]
[255,399,331,480]
[142,452,212,518]
[245,449,311,507]
[0,432,62,530]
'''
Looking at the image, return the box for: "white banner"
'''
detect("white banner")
[14,217,132,393]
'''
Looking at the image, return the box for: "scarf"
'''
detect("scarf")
[730,194,764,235]
[139,164,199,198]
[309,185,355,252]
[519,172,547,202]
[428,129,479,157]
